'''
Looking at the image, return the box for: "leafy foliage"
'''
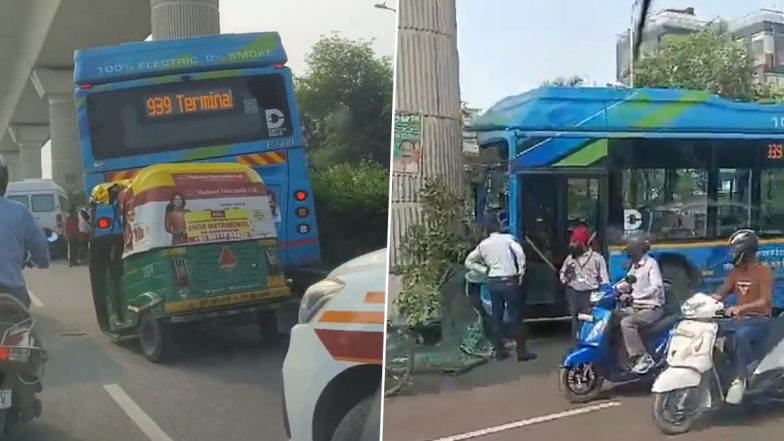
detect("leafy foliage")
[310,160,389,265]
[542,76,585,87]
[295,34,394,169]
[634,23,784,102]
[395,178,480,326]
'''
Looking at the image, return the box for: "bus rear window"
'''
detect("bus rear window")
[31,194,55,212]
[7,195,29,209]
[86,73,294,160]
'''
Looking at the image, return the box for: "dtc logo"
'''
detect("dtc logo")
[265,109,287,137]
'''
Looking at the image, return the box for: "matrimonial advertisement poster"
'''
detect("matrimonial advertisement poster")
[119,171,278,258]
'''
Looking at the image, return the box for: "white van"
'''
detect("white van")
[5,179,69,252]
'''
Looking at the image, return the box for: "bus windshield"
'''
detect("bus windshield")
[86,73,293,160]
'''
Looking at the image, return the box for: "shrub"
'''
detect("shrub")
[310,159,389,266]
[395,177,479,326]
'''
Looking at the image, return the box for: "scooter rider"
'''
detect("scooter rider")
[711,229,772,405]
[0,154,50,307]
[616,232,665,374]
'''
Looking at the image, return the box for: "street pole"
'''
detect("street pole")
[629,0,637,87]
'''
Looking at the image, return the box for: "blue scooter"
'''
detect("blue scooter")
[558,278,679,403]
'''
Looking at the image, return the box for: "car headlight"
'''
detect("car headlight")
[298,278,345,323]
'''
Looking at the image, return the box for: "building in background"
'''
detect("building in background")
[616,8,784,87]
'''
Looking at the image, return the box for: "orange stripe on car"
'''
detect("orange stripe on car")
[318,311,385,325]
[364,292,386,304]
[314,329,384,365]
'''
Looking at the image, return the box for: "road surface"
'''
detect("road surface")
[12,261,291,441]
[382,326,784,441]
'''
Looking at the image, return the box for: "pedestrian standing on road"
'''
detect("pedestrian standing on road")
[464,217,537,362]
[65,208,80,267]
[560,225,609,343]
[78,206,91,264]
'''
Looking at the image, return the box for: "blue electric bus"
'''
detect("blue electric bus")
[73,32,320,292]
[472,87,784,318]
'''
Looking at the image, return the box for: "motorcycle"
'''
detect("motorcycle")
[0,294,47,434]
[651,293,784,435]
[0,230,57,433]
[559,277,679,403]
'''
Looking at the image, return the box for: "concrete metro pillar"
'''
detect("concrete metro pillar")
[389,0,463,266]
[8,124,48,180]
[2,151,21,183]
[48,95,83,193]
[31,68,84,195]
[151,0,220,40]
[19,144,42,180]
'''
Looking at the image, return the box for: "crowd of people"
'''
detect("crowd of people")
[463,215,774,398]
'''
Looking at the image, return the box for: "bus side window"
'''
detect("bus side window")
[760,169,784,236]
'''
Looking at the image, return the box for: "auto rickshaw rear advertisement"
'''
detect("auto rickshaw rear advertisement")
[118,165,278,258]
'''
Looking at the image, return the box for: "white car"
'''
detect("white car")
[282,249,386,441]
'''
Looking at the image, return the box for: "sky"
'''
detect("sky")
[456,0,779,109]
[41,0,397,178]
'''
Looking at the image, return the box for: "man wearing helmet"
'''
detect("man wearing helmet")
[615,232,665,374]
[0,155,50,306]
[711,229,773,404]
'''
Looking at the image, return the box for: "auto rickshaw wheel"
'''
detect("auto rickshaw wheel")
[257,310,281,346]
[138,313,173,363]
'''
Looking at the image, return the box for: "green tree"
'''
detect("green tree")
[310,160,389,265]
[296,34,393,168]
[634,23,783,102]
[542,76,584,87]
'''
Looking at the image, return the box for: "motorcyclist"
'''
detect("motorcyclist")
[0,155,50,307]
[615,232,665,374]
[710,229,772,405]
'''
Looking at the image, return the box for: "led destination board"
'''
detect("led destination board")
[145,89,235,118]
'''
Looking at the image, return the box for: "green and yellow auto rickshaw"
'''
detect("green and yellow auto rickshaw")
[88,162,291,362]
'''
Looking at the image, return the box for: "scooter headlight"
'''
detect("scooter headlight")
[589,291,604,303]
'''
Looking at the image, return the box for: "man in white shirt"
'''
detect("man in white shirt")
[78,206,91,263]
[465,220,537,362]
[616,232,665,374]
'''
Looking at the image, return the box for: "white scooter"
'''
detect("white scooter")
[651,293,784,435]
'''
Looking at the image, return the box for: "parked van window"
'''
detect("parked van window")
[31,194,55,212]
[6,195,29,209]
[59,196,69,213]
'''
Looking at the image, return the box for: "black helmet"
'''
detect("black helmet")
[0,154,7,197]
[625,231,651,261]
[729,229,759,267]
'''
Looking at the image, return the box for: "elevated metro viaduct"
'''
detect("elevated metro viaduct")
[0,0,220,196]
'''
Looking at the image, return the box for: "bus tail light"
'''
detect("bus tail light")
[97,217,111,229]
[274,64,286,69]
[296,207,309,218]
[297,224,310,235]
[294,190,308,202]
[79,84,92,90]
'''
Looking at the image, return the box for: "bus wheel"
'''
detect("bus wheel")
[138,313,172,363]
[257,310,281,346]
[661,263,691,305]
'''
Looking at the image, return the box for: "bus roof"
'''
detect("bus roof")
[473,86,784,140]
[74,32,287,85]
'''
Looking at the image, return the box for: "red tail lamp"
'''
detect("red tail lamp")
[294,190,308,202]
[97,217,112,229]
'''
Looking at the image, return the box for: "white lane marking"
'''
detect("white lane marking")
[427,401,622,441]
[103,384,174,441]
[27,290,43,308]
